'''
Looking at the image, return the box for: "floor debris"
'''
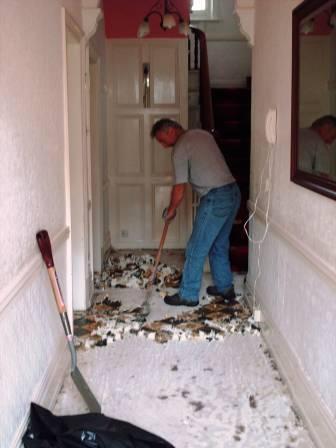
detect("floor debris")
[74,290,259,349]
[53,251,316,447]
[77,252,258,349]
[94,251,182,290]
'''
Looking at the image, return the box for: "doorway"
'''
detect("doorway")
[63,10,91,312]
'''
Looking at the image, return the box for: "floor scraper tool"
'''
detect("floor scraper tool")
[141,220,169,316]
[36,230,101,413]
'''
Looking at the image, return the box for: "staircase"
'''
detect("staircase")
[188,69,201,129]
[212,84,251,272]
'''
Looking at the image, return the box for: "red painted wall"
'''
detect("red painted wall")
[103,0,190,38]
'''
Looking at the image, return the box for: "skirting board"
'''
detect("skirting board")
[10,339,69,448]
[245,281,336,448]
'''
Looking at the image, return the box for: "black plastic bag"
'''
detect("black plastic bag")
[22,403,175,448]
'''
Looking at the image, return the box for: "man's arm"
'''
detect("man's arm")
[165,183,187,221]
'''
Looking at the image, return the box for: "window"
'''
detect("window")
[190,0,218,21]
[192,0,206,11]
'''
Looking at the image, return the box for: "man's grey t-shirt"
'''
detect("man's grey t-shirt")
[172,129,235,196]
[298,127,332,175]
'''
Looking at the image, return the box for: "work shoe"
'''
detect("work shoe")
[164,293,198,307]
[206,285,237,304]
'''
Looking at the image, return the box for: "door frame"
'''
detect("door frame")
[62,8,91,312]
[87,46,103,272]
[84,43,94,296]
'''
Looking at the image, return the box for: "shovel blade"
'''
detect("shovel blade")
[141,284,153,316]
[71,367,101,413]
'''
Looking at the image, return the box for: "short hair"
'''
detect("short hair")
[311,115,336,129]
[150,118,183,138]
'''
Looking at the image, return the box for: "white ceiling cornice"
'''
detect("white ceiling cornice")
[234,0,255,47]
[81,1,103,40]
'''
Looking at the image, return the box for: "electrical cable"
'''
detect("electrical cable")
[243,141,275,311]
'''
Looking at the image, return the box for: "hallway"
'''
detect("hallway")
[2,1,336,446]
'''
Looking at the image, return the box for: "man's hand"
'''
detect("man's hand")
[162,183,186,222]
[162,207,177,222]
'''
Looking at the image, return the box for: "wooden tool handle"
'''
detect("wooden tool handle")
[155,221,169,268]
[47,268,66,313]
[148,221,169,286]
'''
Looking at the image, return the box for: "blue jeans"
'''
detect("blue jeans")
[179,182,241,302]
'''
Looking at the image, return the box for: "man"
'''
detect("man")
[151,119,241,307]
[298,115,336,177]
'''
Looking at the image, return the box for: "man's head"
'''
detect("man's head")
[311,115,336,144]
[150,119,184,148]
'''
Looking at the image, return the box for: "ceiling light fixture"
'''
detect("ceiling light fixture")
[138,0,189,38]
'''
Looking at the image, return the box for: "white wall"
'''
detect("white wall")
[248,0,336,434]
[192,0,252,87]
[0,0,82,445]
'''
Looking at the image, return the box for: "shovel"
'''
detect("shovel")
[141,221,169,316]
[36,230,101,413]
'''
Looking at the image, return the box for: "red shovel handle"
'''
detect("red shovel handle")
[36,230,54,268]
[148,221,169,287]
[36,229,66,312]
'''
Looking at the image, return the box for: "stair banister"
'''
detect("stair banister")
[189,26,214,133]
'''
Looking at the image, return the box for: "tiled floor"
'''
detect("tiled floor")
[53,251,316,448]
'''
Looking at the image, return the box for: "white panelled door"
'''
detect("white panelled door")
[107,39,190,249]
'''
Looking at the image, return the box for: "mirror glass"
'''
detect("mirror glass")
[291,0,336,199]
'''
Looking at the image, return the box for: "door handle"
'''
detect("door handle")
[143,63,150,108]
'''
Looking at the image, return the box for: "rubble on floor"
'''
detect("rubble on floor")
[75,253,259,349]
[74,296,259,349]
[94,251,181,290]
